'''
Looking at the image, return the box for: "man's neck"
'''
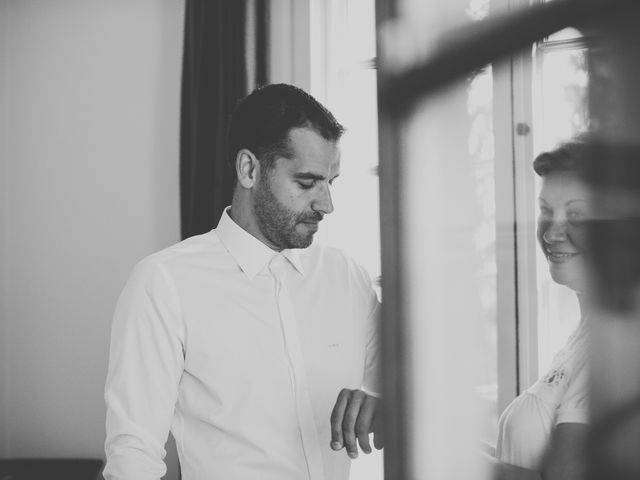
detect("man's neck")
[228,202,282,252]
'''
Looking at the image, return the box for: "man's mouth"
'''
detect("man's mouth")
[299,213,323,225]
[299,221,319,233]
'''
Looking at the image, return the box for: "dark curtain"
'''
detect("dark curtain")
[180,0,268,239]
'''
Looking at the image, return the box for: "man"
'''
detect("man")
[104,83,381,480]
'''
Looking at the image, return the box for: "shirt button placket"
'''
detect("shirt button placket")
[269,254,325,480]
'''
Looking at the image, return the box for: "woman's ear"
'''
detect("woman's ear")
[236,149,260,189]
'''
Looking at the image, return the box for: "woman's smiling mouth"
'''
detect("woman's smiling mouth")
[546,249,580,263]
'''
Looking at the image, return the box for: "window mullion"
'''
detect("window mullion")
[512,47,540,392]
[493,58,519,413]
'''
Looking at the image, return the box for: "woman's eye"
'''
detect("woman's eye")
[568,210,586,224]
[539,206,552,216]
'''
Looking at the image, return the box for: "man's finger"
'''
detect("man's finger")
[355,396,377,454]
[342,390,366,459]
[373,401,384,450]
[373,428,384,450]
[330,389,350,451]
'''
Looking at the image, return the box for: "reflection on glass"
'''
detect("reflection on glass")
[537,47,589,151]
[460,0,499,451]
[496,138,592,476]
[546,27,583,44]
[534,45,589,372]
[468,66,498,446]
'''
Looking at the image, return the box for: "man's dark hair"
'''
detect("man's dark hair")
[533,135,591,178]
[227,83,345,172]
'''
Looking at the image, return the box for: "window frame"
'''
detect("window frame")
[269,0,584,449]
[491,0,541,415]
[495,0,592,407]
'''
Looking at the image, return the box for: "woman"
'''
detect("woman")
[493,138,592,480]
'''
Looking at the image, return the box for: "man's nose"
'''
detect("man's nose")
[543,220,568,243]
[312,184,334,215]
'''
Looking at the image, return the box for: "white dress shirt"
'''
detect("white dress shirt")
[104,208,380,480]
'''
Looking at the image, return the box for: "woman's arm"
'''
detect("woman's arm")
[486,423,588,480]
[482,452,541,480]
[540,423,588,480]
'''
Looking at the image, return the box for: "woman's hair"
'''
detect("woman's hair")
[533,135,591,178]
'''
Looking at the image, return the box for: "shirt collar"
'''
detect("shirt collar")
[216,207,305,280]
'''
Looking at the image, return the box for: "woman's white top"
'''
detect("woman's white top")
[496,317,589,470]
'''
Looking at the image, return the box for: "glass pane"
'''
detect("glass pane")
[315,2,382,478]
[467,0,497,450]
[541,0,584,42]
[546,27,583,43]
[399,69,494,478]
[536,47,589,153]
[534,46,589,372]
[468,66,498,446]
[317,0,381,288]
[322,66,381,291]
[346,0,377,61]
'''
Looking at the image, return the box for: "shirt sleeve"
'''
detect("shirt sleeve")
[359,269,381,396]
[556,353,589,425]
[103,259,185,480]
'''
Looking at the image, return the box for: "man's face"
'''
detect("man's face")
[253,127,341,250]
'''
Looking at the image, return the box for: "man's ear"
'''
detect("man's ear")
[236,149,260,189]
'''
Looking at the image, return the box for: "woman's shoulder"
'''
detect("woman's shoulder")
[548,319,589,373]
[526,333,587,406]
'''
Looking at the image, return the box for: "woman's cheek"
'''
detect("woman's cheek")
[568,223,589,251]
[537,218,550,250]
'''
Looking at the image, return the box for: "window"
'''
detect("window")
[268,0,381,291]
[532,7,589,373]
[310,0,381,298]
[376,0,638,477]
[490,0,592,438]
[269,1,383,478]
[488,0,592,444]
[269,0,593,474]
[317,4,383,478]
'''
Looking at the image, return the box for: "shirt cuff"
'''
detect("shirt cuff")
[361,386,381,398]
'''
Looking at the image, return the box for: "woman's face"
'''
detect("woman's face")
[537,171,592,293]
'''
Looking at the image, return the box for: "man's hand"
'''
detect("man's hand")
[330,388,383,459]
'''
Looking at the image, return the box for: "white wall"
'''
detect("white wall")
[0,0,183,476]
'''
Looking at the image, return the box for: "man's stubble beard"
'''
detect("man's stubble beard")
[253,176,315,249]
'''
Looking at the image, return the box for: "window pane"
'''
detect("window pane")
[534,46,589,371]
[314,2,382,478]
[346,0,377,61]
[541,0,584,43]
[468,66,499,446]
[546,27,583,44]
[536,47,588,152]
[323,66,381,287]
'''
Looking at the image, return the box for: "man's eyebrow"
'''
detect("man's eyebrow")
[293,172,341,182]
[294,172,327,181]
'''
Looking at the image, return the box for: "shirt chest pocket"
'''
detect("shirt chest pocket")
[298,305,366,389]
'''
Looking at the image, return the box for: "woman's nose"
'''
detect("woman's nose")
[542,221,568,243]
